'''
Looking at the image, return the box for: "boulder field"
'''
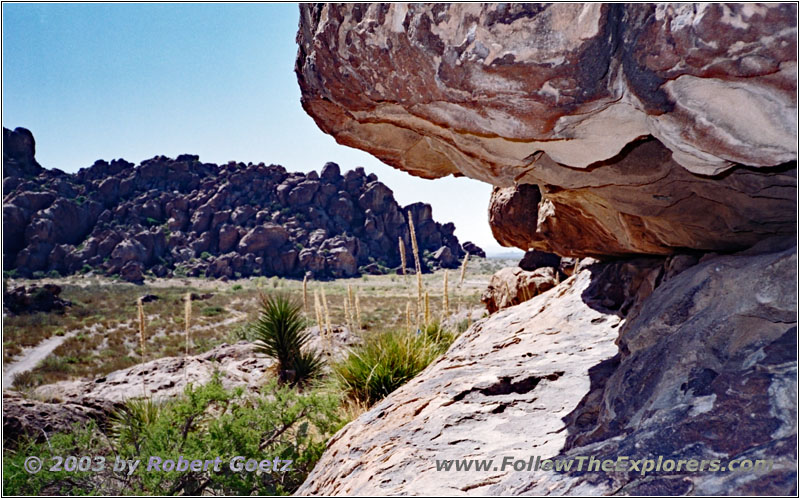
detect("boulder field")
[3,127,480,282]
[295,4,797,495]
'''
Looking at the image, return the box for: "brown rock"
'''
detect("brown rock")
[217,224,239,253]
[326,247,357,277]
[3,391,117,448]
[489,139,796,257]
[33,342,274,404]
[518,249,560,271]
[489,184,541,250]
[481,266,559,314]
[297,4,797,257]
[237,224,289,254]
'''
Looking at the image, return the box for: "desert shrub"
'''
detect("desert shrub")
[229,323,255,342]
[201,305,225,317]
[333,327,454,406]
[251,293,323,386]
[3,378,347,496]
[231,284,243,291]
[3,421,104,495]
[10,369,42,390]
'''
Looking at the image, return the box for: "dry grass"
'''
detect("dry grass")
[3,258,508,389]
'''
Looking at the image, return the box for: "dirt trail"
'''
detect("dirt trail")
[3,332,74,390]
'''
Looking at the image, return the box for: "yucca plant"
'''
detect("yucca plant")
[251,293,323,387]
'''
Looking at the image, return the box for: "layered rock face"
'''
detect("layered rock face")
[296,4,797,496]
[2,127,476,281]
[298,243,796,496]
[296,3,796,256]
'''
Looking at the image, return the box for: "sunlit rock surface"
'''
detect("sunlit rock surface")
[298,243,796,496]
[296,3,796,256]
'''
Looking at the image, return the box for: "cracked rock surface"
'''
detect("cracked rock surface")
[298,243,796,495]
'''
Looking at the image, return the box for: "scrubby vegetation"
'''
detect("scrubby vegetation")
[3,258,508,495]
[4,377,346,496]
[332,322,456,406]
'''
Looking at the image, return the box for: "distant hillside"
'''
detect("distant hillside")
[3,127,484,282]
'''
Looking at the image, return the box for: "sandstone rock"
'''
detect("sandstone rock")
[298,245,796,496]
[326,247,357,278]
[489,184,541,251]
[296,4,797,257]
[110,239,147,266]
[230,205,256,225]
[431,245,457,268]
[480,266,559,314]
[490,140,797,257]
[217,224,239,253]
[119,261,144,284]
[288,180,320,206]
[3,127,41,178]
[320,161,342,182]
[3,128,470,280]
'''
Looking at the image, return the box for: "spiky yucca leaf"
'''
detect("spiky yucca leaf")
[251,293,323,386]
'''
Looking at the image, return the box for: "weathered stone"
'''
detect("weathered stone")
[481,266,559,314]
[2,129,470,280]
[3,392,117,448]
[298,244,796,496]
[518,249,560,272]
[3,284,71,315]
[237,224,289,254]
[297,4,797,257]
[33,342,274,404]
[461,241,486,259]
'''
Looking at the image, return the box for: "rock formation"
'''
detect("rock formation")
[298,242,796,496]
[296,3,796,256]
[296,3,797,495]
[2,127,482,282]
[3,283,71,315]
[480,266,559,314]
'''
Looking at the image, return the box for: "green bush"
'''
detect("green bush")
[333,326,454,406]
[3,378,347,495]
[201,306,225,317]
[251,293,323,387]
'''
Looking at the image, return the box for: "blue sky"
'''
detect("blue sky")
[2,3,517,256]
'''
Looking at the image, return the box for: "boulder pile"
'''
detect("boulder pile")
[3,127,481,282]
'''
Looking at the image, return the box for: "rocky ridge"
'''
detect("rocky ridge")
[3,127,481,282]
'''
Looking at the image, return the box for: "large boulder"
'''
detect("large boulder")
[3,127,42,178]
[3,284,71,315]
[237,224,289,254]
[296,4,797,257]
[33,342,274,404]
[3,392,117,448]
[480,266,559,314]
[298,244,796,496]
